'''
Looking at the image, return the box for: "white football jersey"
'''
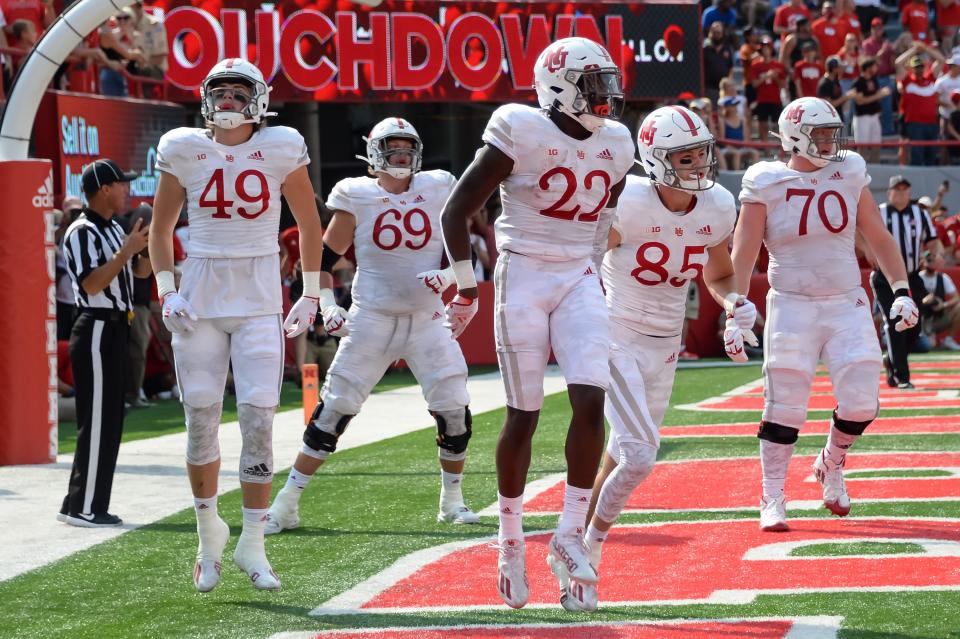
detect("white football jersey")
[156,126,309,258]
[156,125,309,318]
[739,151,870,296]
[326,170,454,315]
[603,176,737,337]
[483,103,635,261]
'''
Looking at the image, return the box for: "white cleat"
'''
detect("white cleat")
[759,494,789,532]
[495,538,529,609]
[194,516,230,593]
[813,452,851,517]
[548,530,599,584]
[264,493,300,535]
[437,503,480,525]
[233,535,281,591]
[546,552,598,612]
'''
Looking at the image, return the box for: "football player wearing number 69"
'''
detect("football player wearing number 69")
[732,96,919,533]
[439,37,633,612]
[265,117,482,538]
[579,105,748,612]
[149,59,330,593]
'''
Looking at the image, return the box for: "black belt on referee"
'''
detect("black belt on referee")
[77,307,133,323]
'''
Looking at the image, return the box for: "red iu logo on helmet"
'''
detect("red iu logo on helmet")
[785,104,805,124]
[639,120,658,146]
[543,46,569,73]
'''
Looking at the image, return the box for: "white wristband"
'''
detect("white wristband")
[156,270,176,299]
[317,288,336,310]
[303,271,321,297]
[452,259,477,290]
[891,280,909,293]
[723,292,742,314]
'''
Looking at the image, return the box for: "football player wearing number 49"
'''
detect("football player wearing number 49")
[439,37,634,612]
[579,105,754,612]
[732,97,919,533]
[149,59,331,593]
[265,117,482,539]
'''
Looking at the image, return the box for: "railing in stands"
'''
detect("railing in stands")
[0,45,167,102]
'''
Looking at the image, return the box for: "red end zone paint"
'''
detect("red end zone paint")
[691,392,960,412]
[660,415,960,438]
[298,619,797,638]
[525,453,960,512]
[351,519,960,610]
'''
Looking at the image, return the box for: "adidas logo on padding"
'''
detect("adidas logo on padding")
[595,148,614,160]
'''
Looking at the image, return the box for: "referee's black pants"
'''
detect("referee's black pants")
[870,270,926,385]
[64,310,129,516]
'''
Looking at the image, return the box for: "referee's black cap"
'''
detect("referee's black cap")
[82,159,138,195]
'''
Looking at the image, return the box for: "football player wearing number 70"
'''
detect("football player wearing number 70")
[439,37,634,612]
[149,59,331,593]
[579,104,751,612]
[732,96,919,533]
[265,117,482,539]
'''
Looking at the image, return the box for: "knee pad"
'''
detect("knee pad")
[595,441,657,524]
[185,403,222,466]
[238,404,275,484]
[301,401,354,461]
[433,407,472,462]
[757,421,800,445]
[831,408,873,435]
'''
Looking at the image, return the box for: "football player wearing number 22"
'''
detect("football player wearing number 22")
[732,96,919,533]
[440,37,634,612]
[149,58,328,594]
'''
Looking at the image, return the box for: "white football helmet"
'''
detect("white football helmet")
[636,106,717,192]
[534,37,624,132]
[777,97,845,167]
[357,117,423,179]
[201,58,276,130]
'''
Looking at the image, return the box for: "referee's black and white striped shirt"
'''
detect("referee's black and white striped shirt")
[877,202,935,274]
[63,208,133,311]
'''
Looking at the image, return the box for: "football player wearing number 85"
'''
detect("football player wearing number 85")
[439,37,634,612]
[149,58,329,593]
[732,97,919,533]
[580,105,748,612]
[265,117,482,539]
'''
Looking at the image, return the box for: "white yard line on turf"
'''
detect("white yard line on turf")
[0,368,567,583]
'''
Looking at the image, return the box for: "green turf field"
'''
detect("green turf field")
[4,359,959,638]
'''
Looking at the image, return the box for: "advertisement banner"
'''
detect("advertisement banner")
[33,92,186,204]
[150,1,702,103]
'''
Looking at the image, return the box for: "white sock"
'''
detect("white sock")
[440,469,464,506]
[498,493,524,543]
[194,496,218,521]
[585,522,606,569]
[240,507,268,544]
[760,439,795,501]
[283,468,313,494]
[823,423,858,469]
[557,483,592,535]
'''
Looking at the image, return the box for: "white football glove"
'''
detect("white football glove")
[321,304,350,337]
[723,317,759,363]
[283,295,318,338]
[161,292,198,334]
[444,294,477,338]
[723,293,758,331]
[416,267,455,296]
[890,295,919,332]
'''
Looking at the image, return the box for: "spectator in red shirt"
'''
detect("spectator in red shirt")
[0,0,52,41]
[812,1,851,57]
[902,0,933,42]
[837,0,863,38]
[897,45,947,164]
[749,36,787,143]
[939,0,960,52]
[794,41,825,97]
[862,17,897,134]
[774,0,812,38]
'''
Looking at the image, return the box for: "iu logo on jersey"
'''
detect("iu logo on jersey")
[225,154,234,162]
[675,227,684,237]
[639,120,657,147]
[543,46,569,73]
[784,104,805,124]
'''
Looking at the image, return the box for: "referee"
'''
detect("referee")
[870,175,943,390]
[59,159,151,527]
